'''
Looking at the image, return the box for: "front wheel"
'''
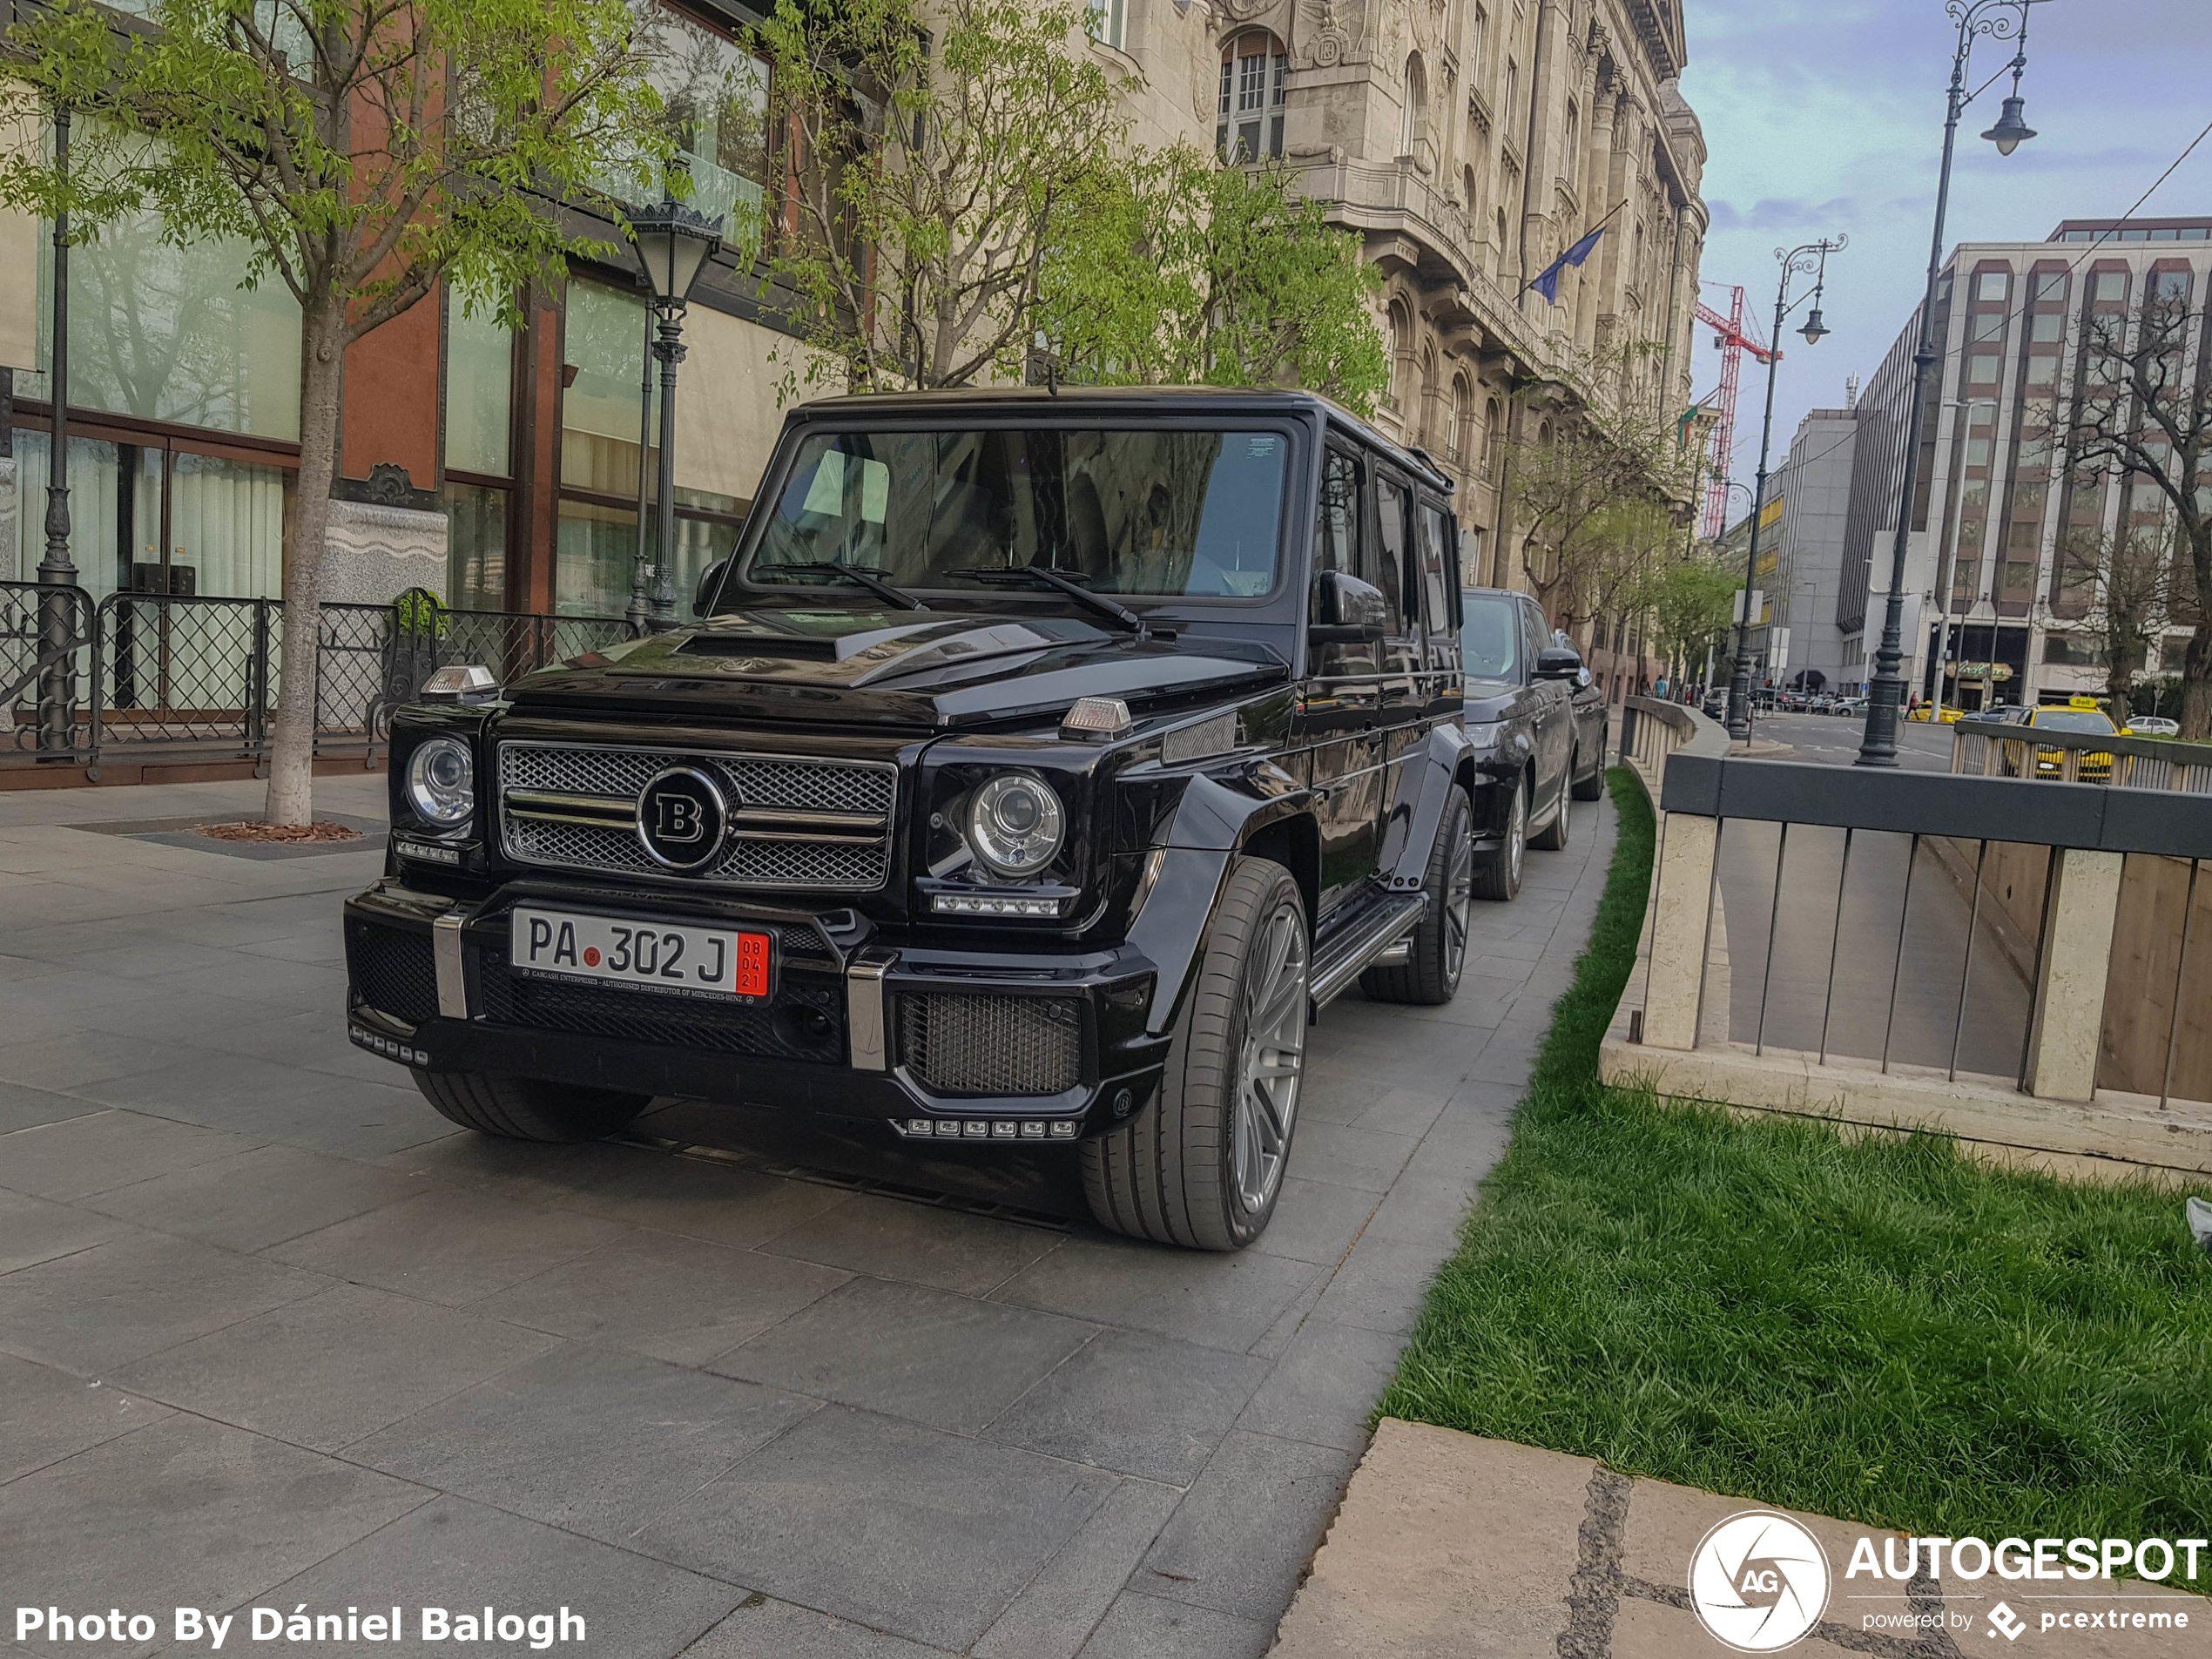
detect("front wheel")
[1471,776,1525,902]
[1571,740,1607,800]
[1082,856,1307,1251]
[411,1069,650,1143]
[1530,767,1573,851]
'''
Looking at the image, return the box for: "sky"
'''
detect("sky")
[1677,0,2212,508]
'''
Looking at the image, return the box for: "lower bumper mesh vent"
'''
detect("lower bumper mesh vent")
[899,994,1081,1096]
[347,921,438,1026]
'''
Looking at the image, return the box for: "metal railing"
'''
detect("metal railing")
[3,582,634,772]
[1632,752,2212,1109]
[1952,716,2212,793]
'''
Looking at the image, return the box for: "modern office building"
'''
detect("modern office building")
[1836,216,2212,710]
[1768,401,1860,693]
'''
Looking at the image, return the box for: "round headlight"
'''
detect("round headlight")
[406,737,475,827]
[965,772,1064,879]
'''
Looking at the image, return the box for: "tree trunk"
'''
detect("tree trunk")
[263,305,346,826]
[2186,523,2212,742]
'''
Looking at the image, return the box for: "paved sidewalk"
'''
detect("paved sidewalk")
[1276,1420,2206,1657]
[0,776,1614,1659]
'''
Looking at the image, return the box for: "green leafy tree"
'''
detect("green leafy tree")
[0,0,664,825]
[1648,551,1738,689]
[1042,150,1386,415]
[750,0,1126,395]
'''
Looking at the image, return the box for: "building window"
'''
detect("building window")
[1385,300,1412,412]
[1971,312,2005,342]
[1975,270,2009,302]
[442,286,515,610]
[2154,268,2192,301]
[2094,270,2128,302]
[2032,271,2067,302]
[1401,54,1427,157]
[1217,31,1287,163]
[1505,59,1518,127]
[1087,0,1127,50]
[636,7,770,226]
[1482,397,1502,475]
[1471,4,1487,75]
[1450,374,1474,462]
[1563,98,1579,171]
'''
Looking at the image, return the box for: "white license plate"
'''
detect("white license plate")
[509,907,772,1001]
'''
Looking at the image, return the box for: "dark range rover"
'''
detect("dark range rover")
[346,388,1480,1250]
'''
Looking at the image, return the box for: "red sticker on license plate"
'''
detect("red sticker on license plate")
[734,931,771,999]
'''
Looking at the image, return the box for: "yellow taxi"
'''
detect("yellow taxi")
[2015,697,2118,781]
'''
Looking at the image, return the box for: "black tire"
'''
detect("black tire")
[1530,767,1572,851]
[1082,856,1307,1251]
[1470,774,1524,902]
[1361,786,1474,1006]
[411,1069,650,1143]
[1571,740,1607,800]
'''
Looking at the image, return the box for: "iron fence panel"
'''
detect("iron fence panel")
[0,578,98,759]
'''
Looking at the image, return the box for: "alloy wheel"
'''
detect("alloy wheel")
[1442,819,1474,981]
[1507,783,1527,886]
[1231,900,1309,1215]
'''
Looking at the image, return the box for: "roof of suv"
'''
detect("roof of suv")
[786,386,1455,494]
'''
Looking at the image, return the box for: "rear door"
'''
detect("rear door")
[1298,444,1386,918]
[1371,471,1426,868]
[1522,598,1571,807]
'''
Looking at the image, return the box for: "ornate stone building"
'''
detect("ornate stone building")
[1091,0,1710,609]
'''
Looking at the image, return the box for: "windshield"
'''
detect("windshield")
[2035,709,2116,734]
[1461,594,1520,680]
[734,427,1289,601]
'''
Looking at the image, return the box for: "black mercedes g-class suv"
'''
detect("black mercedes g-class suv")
[345,388,1480,1250]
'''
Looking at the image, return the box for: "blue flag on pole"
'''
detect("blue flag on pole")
[1527,224,1607,304]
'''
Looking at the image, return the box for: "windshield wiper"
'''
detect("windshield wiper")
[944,566,1154,639]
[752,561,927,611]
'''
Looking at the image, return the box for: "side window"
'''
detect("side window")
[1416,502,1454,637]
[1314,448,1361,590]
[1372,476,1413,631]
[1520,602,1546,676]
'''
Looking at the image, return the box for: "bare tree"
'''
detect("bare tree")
[1507,343,1697,629]
[2055,524,2180,713]
[2064,286,2212,736]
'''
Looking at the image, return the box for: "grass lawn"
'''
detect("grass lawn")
[1379,769,2212,1545]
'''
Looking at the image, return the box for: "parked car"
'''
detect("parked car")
[2007,702,2120,781]
[1700,690,1727,720]
[1830,696,1867,718]
[344,388,1482,1251]
[1457,589,1606,902]
[2126,715,2180,738]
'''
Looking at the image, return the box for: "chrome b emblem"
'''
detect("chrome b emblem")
[637,765,727,872]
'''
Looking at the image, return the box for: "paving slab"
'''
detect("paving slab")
[264,1185,631,1305]
[343,1342,819,1543]
[1271,1419,2212,1657]
[711,1275,1098,1433]
[479,1226,851,1365]
[633,1405,1118,1652]
[248,1494,745,1659]
[0,1414,428,1657]
[0,1352,175,1483]
[109,1281,559,1451]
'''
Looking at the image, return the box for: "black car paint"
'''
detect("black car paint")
[348,388,1476,1146]
[1457,587,1608,853]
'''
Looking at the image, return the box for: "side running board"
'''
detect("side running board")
[1308,892,1428,1011]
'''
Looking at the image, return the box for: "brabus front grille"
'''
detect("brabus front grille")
[497,742,897,891]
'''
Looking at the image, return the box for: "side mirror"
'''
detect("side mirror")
[1308,570,1390,644]
[1535,645,1583,680]
[1575,665,1594,691]
[692,557,731,618]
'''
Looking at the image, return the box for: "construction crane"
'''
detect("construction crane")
[1694,283,1779,538]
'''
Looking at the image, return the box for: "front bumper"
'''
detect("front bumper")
[343,880,1167,1143]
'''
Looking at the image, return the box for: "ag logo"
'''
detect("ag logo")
[1688,1511,1831,1652]
[637,765,728,872]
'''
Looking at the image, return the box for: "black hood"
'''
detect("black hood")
[504,604,1290,731]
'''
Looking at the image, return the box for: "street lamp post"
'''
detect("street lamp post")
[628,197,724,633]
[1725,236,1844,743]
[36,105,75,757]
[1857,0,2046,765]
